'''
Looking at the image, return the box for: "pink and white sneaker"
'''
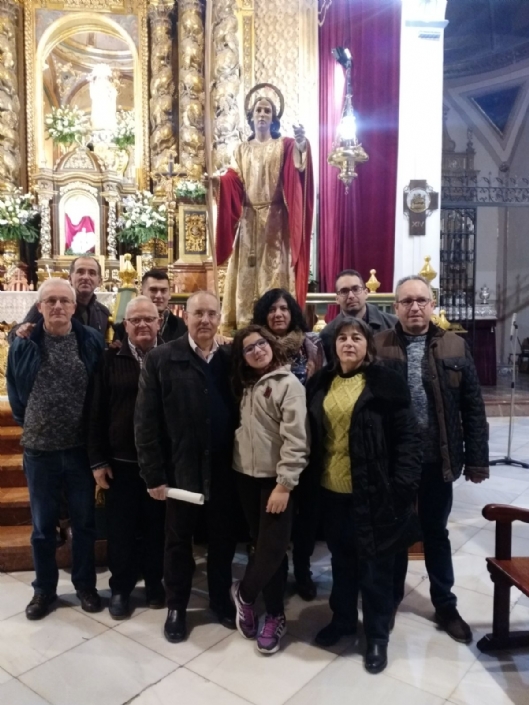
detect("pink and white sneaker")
[257,613,287,654]
[230,581,258,639]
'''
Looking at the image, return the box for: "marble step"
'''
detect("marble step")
[0,454,26,487]
[0,486,31,525]
[0,426,22,454]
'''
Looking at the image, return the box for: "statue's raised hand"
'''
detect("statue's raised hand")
[293,124,306,151]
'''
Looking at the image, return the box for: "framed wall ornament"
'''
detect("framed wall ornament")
[403,179,439,236]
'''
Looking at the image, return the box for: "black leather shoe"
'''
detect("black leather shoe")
[109,593,130,620]
[211,603,236,630]
[295,573,317,602]
[76,589,102,613]
[25,593,57,620]
[146,583,165,609]
[315,621,357,647]
[164,609,187,643]
[365,642,388,674]
[434,607,472,644]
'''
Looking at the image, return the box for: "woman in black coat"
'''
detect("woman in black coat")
[306,317,421,674]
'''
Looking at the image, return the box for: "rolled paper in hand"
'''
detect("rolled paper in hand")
[165,488,205,505]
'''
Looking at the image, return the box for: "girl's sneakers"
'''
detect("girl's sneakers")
[230,581,258,639]
[257,613,287,654]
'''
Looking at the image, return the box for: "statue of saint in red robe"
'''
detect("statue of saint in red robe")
[214,96,314,332]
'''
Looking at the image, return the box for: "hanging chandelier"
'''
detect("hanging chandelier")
[327,48,369,192]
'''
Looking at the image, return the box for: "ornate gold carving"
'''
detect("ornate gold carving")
[254,0,299,136]
[241,14,254,112]
[25,0,150,188]
[0,1,20,190]
[184,212,207,254]
[178,0,205,180]
[148,0,177,178]
[211,0,241,170]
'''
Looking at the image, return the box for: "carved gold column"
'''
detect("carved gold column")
[148,0,177,179]
[211,0,241,170]
[178,0,205,180]
[0,0,21,191]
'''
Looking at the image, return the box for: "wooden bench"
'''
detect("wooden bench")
[477,503,529,652]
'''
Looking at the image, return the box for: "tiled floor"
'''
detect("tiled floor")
[2,417,529,705]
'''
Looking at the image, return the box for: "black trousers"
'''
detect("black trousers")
[164,464,238,612]
[393,463,456,612]
[291,466,320,579]
[322,488,394,644]
[236,474,293,616]
[105,460,165,596]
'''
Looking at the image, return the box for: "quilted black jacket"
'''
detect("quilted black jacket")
[374,323,489,482]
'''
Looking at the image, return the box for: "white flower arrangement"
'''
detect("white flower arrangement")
[0,189,40,242]
[117,191,167,246]
[44,106,87,145]
[174,179,207,202]
[112,110,135,150]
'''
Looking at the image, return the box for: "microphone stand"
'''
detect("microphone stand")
[490,313,529,469]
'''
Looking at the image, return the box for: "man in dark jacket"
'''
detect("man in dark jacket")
[135,291,239,643]
[8,256,111,342]
[320,269,397,360]
[113,269,187,344]
[88,296,166,619]
[7,279,105,620]
[374,275,489,644]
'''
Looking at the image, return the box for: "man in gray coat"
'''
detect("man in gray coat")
[320,269,397,361]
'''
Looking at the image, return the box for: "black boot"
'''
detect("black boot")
[25,593,57,621]
[365,642,388,674]
[164,609,187,643]
[315,621,356,647]
[109,594,130,620]
[295,572,317,602]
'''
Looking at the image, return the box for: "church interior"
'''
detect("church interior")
[1,0,529,703]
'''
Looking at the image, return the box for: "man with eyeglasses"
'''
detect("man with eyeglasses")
[87,296,166,619]
[374,275,488,644]
[6,279,105,620]
[9,256,111,342]
[135,291,240,643]
[113,269,187,344]
[320,269,397,361]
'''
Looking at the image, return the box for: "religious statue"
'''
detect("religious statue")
[88,64,118,133]
[211,83,314,332]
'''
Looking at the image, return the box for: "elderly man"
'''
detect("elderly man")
[7,278,105,620]
[135,291,239,643]
[88,296,166,619]
[320,269,397,360]
[9,256,110,342]
[375,275,489,643]
[113,269,187,344]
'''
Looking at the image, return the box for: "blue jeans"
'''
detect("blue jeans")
[23,446,96,596]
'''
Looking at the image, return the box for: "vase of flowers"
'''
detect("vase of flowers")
[112,110,135,151]
[175,179,207,204]
[0,190,40,270]
[117,191,167,269]
[44,106,87,150]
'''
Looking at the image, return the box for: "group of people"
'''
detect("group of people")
[6,255,489,675]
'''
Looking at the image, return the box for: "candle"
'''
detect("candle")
[168,154,174,176]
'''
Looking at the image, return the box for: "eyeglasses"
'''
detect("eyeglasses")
[41,297,75,307]
[243,338,269,356]
[396,297,431,309]
[188,310,220,320]
[337,286,365,297]
[125,316,158,326]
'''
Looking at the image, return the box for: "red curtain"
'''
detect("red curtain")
[318,0,401,294]
[65,214,96,251]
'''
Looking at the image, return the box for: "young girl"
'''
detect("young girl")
[230,325,309,654]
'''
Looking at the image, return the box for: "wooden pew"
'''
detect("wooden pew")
[477,503,529,652]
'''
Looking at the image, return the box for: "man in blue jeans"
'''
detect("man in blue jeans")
[7,278,105,620]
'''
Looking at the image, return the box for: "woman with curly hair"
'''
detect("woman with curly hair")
[230,325,309,655]
[252,288,325,601]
